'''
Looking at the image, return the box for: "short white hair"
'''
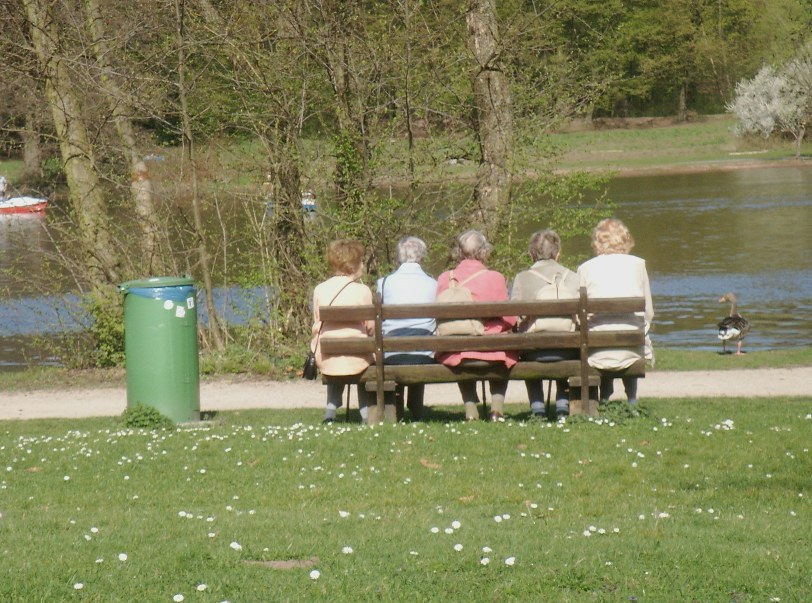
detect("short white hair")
[454,229,492,261]
[397,236,428,264]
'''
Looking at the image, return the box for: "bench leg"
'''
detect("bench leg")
[395,386,405,422]
[365,382,398,425]
[568,376,600,417]
[405,385,425,421]
[384,403,398,424]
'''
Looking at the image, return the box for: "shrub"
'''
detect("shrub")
[121,403,175,429]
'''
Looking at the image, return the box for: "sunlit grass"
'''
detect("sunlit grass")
[548,115,812,171]
[1,399,810,601]
[654,346,812,371]
[0,159,25,181]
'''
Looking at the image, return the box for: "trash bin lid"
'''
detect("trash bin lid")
[119,276,196,292]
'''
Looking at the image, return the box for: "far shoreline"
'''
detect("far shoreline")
[572,155,811,179]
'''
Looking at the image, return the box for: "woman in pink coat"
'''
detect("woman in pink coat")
[436,230,517,421]
[312,240,374,423]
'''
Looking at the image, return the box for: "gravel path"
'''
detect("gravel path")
[1,367,810,421]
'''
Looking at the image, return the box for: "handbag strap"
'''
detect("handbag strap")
[450,268,487,287]
[530,268,556,286]
[312,278,358,352]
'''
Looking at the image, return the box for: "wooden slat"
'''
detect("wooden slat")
[380,299,580,320]
[318,296,644,323]
[320,332,586,355]
[321,359,646,387]
[319,331,643,355]
[318,305,377,322]
[586,297,646,313]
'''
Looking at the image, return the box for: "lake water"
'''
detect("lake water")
[603,166,812,352]
[1,165,810,369]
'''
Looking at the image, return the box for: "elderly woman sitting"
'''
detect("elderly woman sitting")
[435,230,517,421]
[511,229,580,418]
[376,236,437,421]
[311,239,374,423]
[577,218,654,405]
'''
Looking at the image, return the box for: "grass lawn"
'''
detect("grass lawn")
[2,399,810,601]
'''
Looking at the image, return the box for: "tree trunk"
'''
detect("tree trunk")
[311,0,370,209]
[84,0,165,275]
[796,125,805,158]
[174,0,225,351]
[21,109,43,181]
[466,0,513,239]
[678,80,688,122]
[22,0,120,286]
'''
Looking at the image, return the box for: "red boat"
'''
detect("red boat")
[0,196,48,215]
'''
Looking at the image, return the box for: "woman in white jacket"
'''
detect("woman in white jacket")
[577,218,654,405]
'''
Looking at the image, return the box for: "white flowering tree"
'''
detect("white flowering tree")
[727,48,812,158]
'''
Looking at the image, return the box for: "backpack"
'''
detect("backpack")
[526,269,576,333]
[435,269,487,336]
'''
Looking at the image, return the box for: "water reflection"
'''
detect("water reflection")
[0,213,49,290]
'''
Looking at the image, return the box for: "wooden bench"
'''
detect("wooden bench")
[318,287,646,424]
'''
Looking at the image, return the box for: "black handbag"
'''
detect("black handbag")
[302,279,356,380]
[302,351,318,380]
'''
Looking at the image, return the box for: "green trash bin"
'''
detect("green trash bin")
[119,277,200,423]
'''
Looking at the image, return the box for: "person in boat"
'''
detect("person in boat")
[0,175,7,200]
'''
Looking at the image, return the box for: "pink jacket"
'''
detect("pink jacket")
[435,259,518,367]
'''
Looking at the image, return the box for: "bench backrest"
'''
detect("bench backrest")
[318,288,645,408]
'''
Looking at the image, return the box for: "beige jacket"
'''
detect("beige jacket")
[577,253,654,370]
[511,259,579,333]
[311,276,374,376]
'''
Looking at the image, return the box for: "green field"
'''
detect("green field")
[1,399,810,601]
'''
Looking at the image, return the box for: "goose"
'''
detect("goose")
[717,293,750,355]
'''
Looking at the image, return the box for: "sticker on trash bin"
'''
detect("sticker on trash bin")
[163,300,174,310]
[186,297,195,309]
[176,305,186,318]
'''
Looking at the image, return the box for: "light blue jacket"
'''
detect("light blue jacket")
[376,262,437,359]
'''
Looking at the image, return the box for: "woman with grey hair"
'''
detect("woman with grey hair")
[435,230,517,421]
[511,229,580,418]
[376,236,437,421]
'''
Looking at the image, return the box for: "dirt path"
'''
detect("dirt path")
[1,367,810,421]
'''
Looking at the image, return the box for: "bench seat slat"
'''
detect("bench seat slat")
[320,359,646,386]
[319,331,643,355]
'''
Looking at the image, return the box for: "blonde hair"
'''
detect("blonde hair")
[327,239,365,276]
[454,229,492,262]
[591,218,634,255]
